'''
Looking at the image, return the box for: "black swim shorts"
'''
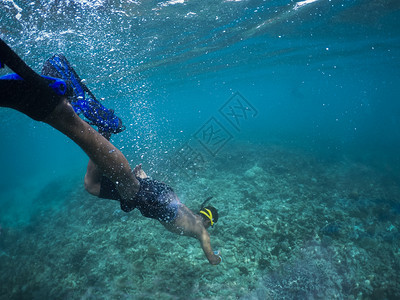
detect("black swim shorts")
[0,79,62,121]
[99,176,179,223]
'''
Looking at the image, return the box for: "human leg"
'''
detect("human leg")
[43,99,140,199]
[1,38,139,200]
[84,131,111,196]
[84,159,102,196]
[0,79,139,199]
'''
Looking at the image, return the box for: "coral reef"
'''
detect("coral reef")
[0,143,399,299]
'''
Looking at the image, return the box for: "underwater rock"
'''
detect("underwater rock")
[238,266,249,276]
[320,222,341,237]
[349,188,360,200]
[257,258,270,270]
[244,165,264,179]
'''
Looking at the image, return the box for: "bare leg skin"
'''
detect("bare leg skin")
[133,164,148,179]
[44,99,139,200]
[84,131,112,196]
[84,159,102,196]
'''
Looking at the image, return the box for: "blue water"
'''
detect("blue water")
[1,0,400,299]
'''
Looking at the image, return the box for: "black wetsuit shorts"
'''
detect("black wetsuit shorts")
[0,79,62,121]
[0,39,67,120]
[99,177,179,223]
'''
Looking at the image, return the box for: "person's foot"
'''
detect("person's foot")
[134,164,148,179]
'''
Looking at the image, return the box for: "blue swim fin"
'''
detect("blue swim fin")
[42,54,125,133]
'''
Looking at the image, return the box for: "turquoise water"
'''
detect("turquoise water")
[1,0,400,299]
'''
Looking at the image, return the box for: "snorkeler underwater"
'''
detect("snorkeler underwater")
[1,0,400,299]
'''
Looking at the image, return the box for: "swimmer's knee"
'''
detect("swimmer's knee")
[84,174,101,196]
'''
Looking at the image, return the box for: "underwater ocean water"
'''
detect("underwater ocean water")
[1,0,400,299]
